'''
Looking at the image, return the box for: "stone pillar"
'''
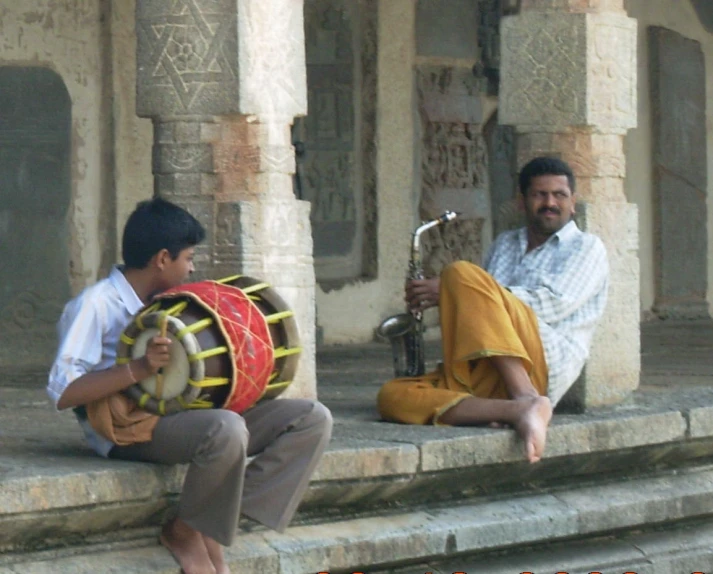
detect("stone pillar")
[136,0,316,399]
[500,0,639,409]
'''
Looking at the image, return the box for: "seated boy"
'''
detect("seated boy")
[47,198,332,574]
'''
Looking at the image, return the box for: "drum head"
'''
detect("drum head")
[130,327,190,401]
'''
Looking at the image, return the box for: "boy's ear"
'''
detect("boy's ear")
[153,248,172,270]
[516,192,525,212]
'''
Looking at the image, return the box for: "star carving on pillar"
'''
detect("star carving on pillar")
[139,0,238,111]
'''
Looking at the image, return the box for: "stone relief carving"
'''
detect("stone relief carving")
[417,66,489,275]
[500,14,586,126]
[137,0,239,113]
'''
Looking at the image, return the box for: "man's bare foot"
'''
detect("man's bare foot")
[202,535,231,574]
[514,396,552,463]
[160,518,216,574]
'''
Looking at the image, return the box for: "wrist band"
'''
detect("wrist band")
[126,362,138,384]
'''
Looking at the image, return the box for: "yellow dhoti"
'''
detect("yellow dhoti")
[377,261,548,425]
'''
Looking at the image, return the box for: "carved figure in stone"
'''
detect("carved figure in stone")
[47,198,332,574]
[378,157,609,467]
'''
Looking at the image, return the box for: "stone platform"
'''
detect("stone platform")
[1,319,713,573]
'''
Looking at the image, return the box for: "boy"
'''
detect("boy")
[48,198,333,574]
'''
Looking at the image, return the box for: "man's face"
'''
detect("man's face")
[522,174,575,236]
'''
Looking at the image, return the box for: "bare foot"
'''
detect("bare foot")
[160,518,216,574]
[203,535,231,574]
[514,396,552,463]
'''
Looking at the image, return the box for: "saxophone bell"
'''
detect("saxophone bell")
[376,312,423,377]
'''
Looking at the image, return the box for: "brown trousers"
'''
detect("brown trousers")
[110,398,332,546]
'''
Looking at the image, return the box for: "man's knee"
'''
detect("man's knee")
[442,260,496,295]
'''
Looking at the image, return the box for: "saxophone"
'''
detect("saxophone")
[377,211,458,377]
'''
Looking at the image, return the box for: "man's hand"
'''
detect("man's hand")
[405,277,441,312]
[138,335,172,377]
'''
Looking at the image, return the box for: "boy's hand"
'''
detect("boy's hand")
[140,336,172,376]
[405,277,440,312]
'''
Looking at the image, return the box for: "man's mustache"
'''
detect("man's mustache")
[537,207,561,215]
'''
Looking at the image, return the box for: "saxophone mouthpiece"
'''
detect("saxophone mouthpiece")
[439,210,459,224]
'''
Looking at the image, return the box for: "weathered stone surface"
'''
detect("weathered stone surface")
[416,0,480,59]
[650,27,709,319]
[237,0,307,118]
[136,0,241,117]
[501,12,636,132]
[433,495,578,551]
[520,0,626,13]
[0,67,71,370]
[310,440,419,481]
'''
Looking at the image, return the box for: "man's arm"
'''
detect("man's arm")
[507,238,609,325]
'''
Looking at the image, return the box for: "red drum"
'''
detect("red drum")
[117,277,300,416]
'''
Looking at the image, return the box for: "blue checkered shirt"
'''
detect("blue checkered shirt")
[484,221,609,406]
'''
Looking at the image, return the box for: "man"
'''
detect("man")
[377,156,608,464]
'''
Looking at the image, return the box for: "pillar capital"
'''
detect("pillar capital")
[500,10,636,133]
[136,0,307,120]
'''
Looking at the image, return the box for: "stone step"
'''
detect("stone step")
[4,385,713,553]
[4,463,713,573]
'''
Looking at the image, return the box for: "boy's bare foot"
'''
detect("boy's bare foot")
[514,396,552,463]
[203,534,231,574]
[160,517,216,574]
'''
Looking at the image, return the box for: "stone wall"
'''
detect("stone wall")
[624,0,713,319]
[0,0,114,369]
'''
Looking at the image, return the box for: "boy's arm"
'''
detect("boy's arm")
[56,342,170,410]
[49,296,171,411]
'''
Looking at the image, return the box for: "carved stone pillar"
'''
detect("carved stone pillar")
[500,0,639,409]
[136,0,316,399]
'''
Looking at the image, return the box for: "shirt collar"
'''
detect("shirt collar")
[518,219,580,252]
[108,266,144,315]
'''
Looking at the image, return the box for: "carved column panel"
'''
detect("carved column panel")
[500,0,639,409]
[417,66,490,277]
[137,0,316,399]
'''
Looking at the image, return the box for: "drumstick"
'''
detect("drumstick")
[155,314,168,399]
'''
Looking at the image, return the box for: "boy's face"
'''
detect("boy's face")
[159,247,195,290]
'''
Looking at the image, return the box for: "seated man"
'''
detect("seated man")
[377,156,609,464]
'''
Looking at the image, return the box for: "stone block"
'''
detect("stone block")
[687,406,713,439]
[237,0,307,119]
[432,495,578,552]
[501,12,636,132]
[311,440,419,481]
[416,0,480,59]
[557,468,713,534]
[262,512,450,574]
[650,27,709,319]
[520,0,626,11]
[136,0,241,117]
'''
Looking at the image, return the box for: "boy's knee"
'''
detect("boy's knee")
[209,409,249,455]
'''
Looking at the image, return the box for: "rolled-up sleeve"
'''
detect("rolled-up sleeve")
[47,298,104,407]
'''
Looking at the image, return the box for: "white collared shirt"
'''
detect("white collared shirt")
[47,266,144,456]
[484,221,609,406]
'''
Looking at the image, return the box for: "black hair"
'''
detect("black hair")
[518,156,576,195]
[122,197,206,269]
